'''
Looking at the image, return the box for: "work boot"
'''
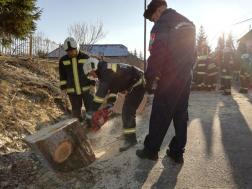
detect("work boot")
[136,149,159,161]
[222,91,230,95]
[166,149,184,164]
[119,134,137,152]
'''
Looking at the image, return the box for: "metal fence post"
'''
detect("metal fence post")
[29,35,33,57]
[59,44,61,60]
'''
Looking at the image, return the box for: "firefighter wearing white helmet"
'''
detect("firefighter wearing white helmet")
[239,53,251,93]
[83,57,99,76]
[59,37,96,126]
[220,46,234,95]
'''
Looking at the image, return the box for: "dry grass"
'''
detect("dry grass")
[0,59,71,155]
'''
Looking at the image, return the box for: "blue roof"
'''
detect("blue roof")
[46,44,129,58]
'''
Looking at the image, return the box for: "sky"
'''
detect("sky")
[35,0,252,57]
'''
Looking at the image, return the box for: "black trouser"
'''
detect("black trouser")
[68,92,93,125]
[143,72,191,157]
[122,84,146,138]
[240,76,250,92]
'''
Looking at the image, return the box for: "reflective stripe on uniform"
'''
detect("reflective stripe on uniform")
[222,69,226,73]
[123,128,136,134]
[198,64,206,67]
[72,58,81,95]
[223,76,232,79]
[197,72,205,74]
[60,80,67,85]
[107,63,117,73]
[108,93,117,98]
[93,95,104,103]
[208,64,216,69]
[67,88,75,93]
[241,87,248,90]
[82,86,90,92]
[78,59,87,64]
[208,72,218,76]
[225,89,231,92]
[63,60,71,66]
[133,78,143,88]
[230,61,234,64]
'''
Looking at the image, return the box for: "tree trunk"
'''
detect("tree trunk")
[24,118,96,173]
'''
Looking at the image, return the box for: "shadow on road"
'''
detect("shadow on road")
[218,95,252,188]
[150,157,183,189]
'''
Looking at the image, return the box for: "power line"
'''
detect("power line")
[231,18,252,26]
[234,11,252,21]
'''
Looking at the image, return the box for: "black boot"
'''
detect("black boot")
[136,149,159,161]
[119,134,137,152]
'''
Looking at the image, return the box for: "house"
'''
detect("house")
[237,29,252,55]
[46,44,129,63]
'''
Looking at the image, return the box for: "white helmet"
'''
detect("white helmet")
[223,47,231,53]
[241,54,249,59]
[63,37,79,57]
[83,58,99,75]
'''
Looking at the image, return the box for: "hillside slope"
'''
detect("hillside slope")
[0,58,71,155]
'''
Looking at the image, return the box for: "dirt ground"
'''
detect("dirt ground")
[1,59,252,188]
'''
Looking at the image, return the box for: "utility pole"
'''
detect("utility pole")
[144,0,147,72]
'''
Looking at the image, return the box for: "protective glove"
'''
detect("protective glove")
[103,104,113,115]
[89,85,96,95]
[85,110,95,121]
[61,89,67,99]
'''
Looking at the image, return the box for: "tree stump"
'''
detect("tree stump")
[24,118,96,173]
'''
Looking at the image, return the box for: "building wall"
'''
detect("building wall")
[246,40,252,52]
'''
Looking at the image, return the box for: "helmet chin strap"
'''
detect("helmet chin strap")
[67,49,79,58]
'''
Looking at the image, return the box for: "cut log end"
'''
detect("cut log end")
[54,140,72,163]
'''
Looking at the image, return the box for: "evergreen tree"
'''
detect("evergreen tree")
[133,48,138,58]
[196,25,208,52]
[0,0,43,46]
[139,51,143,60]
[226,31,236,50]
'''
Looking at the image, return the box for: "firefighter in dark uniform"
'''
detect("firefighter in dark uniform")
[136,0,196,163]
[239,54,251,93]
[195,44,210,91]
[59,37,95,126]
[83,58,146,152]
[221,47,234,95]
[206,60,218,91]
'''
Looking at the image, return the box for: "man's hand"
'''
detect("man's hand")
[61,89,67,99]
[89,85,96,95]
[145,77,159,94]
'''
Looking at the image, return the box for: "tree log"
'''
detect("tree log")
[24,118,96,173]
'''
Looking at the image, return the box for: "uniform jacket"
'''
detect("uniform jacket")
[90,62,143,111]
[221,54,234,77]
[59,52,96,95]
[145,8,196,82]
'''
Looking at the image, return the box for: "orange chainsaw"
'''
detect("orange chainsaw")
[88,107,114,131]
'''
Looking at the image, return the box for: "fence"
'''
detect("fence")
[0,35,61,59]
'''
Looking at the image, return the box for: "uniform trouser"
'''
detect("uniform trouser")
[240,76,250,92]
[223,76,232,93]
[221,77,225,89]
[68,91,94,125]
[196,73,205,89]
[206,75,216,90]
[122,84,146,138]
[143,74,191,157]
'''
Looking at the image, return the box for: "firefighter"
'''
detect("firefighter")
[195,43,209,91]
[83,58,146,152]
[206,60,218,91]
[222,47,234,95]
[59,37,96,126]
[239,54,251,93]
[136,0,196,163]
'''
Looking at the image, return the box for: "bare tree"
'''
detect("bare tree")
[67,20,108,53]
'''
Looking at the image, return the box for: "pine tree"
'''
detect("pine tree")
[0,0,43,46]
[226,31,236,50]
[139,51,143,60]
[133,48,138,58]
[196,25,208,52]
